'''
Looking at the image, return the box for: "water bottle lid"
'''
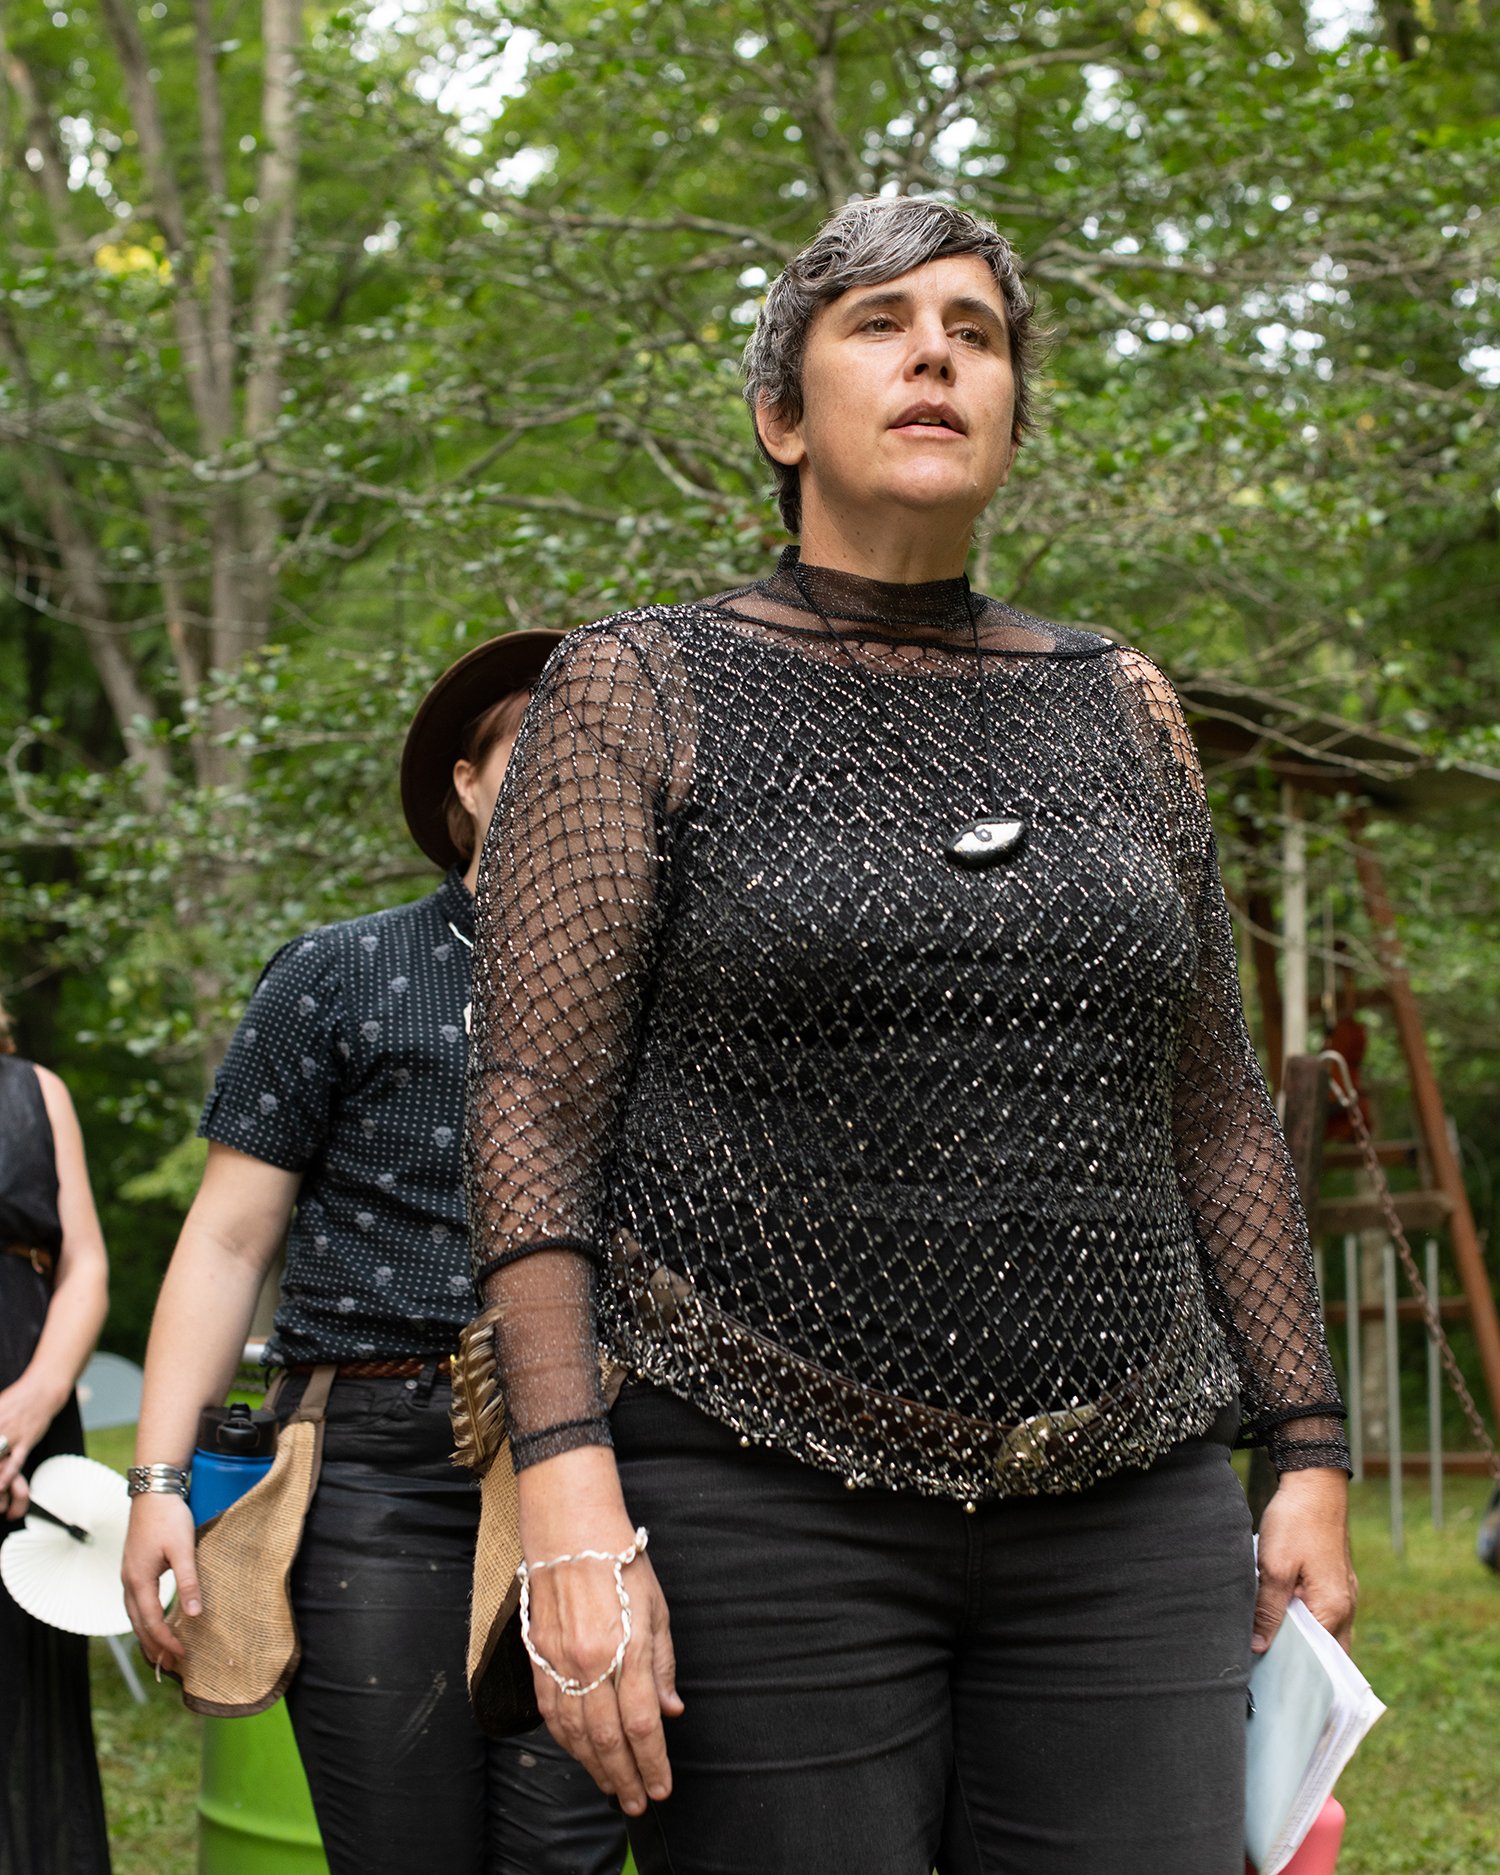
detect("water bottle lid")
[195,1401,278,1458]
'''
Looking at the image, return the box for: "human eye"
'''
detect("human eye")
[954,323,990,347]
[861,314,898,333]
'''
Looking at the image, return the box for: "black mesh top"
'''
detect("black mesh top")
[465,550,1349,1502]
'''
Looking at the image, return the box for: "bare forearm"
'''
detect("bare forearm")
[517,1443,635,1555]
[134,1227,274,1469]
[134,1145,299,1468]
[16,1065,109,1421]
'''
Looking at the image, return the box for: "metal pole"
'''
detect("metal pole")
[1344,1233,1364,1483]
[1281,784,1309,1076]
[1427,1238,1443,1530]
[1384,1240,1404,1556]
[105,1633,147,1705]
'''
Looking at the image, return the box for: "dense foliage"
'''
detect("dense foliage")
[2,0,1497,1356]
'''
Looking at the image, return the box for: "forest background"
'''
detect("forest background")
[1,0,1498,1370]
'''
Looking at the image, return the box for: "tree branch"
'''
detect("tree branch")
[136,478,205,702]
[803,2,861,205]
[231,0,302,671]
[193,0,237,440]
[490,198,797,260]
[0,35,76,235]
[0,303,170,804]
[96,0,223,454]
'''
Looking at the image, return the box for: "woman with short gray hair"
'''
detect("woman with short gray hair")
[466,194,1354,1874]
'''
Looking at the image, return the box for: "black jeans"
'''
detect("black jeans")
[277,1369,627,1875]
[612,1383,1255,1875]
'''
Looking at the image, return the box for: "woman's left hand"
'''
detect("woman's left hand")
[0,1374,64,1522]
[1252,1466,1357,1654]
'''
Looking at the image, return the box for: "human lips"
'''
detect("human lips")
[889,402,967,437]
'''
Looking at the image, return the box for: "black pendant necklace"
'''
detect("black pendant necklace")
[788,559,1028,872]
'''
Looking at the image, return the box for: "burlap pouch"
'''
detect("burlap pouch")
[451,1307,536,1737]
[163,1365,333,1717]
[466,1429,537,1737]
[451,1309,625,1738]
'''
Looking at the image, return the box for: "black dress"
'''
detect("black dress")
[0,1056,111,1875]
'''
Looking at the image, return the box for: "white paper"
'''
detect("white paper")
[1245,1597,1386,1875]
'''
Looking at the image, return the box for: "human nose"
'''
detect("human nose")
[907,313,954,382]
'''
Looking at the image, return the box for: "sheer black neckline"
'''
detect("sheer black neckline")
[761,546,976,631]
[710,547,1113,661]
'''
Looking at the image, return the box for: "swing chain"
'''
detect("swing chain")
[1318,1050,1500,1485]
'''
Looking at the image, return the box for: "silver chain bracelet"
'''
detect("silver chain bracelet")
[517,1526,649,1697]
[126,1464,190,1499]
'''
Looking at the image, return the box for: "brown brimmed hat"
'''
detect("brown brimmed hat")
[400,629,564,870]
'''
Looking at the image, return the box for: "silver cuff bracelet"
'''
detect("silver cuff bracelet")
[126,1464,190,1499]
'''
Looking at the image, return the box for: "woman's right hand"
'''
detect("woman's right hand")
[123,1491,201,1670]
[518,1447,683,1817]
[0,1369,68,1521]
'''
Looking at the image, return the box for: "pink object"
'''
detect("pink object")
[1245,1798,1347,1875]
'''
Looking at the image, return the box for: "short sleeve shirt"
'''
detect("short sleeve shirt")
[200,869,476,1364]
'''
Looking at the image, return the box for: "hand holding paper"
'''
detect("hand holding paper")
[1252,1468,1357,1656]
[1245,1595,1385,1875]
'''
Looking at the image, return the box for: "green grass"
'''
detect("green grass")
[84,1424,1497,1873]
[86,1424,200,1875]
[1334,1476,1500,1874]
[91,1650,200,1875]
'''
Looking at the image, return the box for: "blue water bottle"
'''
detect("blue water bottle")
[187,1402,277,1524]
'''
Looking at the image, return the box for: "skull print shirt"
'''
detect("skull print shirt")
[201,867,477,1364]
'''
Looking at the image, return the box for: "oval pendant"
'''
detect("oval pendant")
[945,816,1027,870]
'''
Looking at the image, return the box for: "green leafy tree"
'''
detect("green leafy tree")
[3,0,1497,1353]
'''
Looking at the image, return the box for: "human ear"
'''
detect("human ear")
[451,757,479,818]
[756,396,806,469]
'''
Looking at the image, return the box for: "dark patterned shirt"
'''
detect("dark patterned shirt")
[201,869,476,1364]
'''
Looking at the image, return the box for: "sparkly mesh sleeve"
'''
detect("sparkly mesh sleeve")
[464,623,675,1469]
[1118,652,1349,1474]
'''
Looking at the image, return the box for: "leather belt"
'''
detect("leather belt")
[2,1243,55,1278]
[286,1357,452,1380]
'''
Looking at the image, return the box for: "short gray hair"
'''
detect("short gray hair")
[742,196,1044,536]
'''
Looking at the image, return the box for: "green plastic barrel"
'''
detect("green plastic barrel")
[198,1704,327,1874]
[199,1701,639,1873]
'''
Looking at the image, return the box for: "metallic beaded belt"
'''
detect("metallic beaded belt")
[2,1243,54,1278]
[625,1256,1197,1495]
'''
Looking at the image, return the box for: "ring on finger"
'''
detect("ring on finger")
[0,1432,11,1459]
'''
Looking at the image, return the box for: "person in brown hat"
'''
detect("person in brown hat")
[123,633,627,1875]
[402,629,565,886]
